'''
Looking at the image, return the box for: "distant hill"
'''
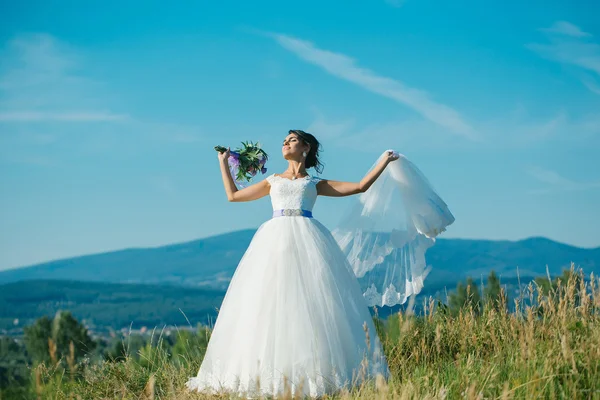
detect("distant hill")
[2,232,598,336]
[0,230,257,289]
[1,231,598,293]
[423,236,600,290]
[0,280,225,336]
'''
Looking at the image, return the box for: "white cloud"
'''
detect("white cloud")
[127,121,205,144]
[309,105,600,155]
[581,75,600,95]
[1,154,56,167]
[0,34,204,169]
[527,166,600,194]
[306,112,462,154]
[345,121,448,152]
[0,111,127,122]
[528,166,575,186]
[0,33,129,122]
[510,110,568,144]
[270,33,477,140]
[306,109,355,140]
[580,114,600,136]
[528,40,600,75]
[529,21,600,94]
[479,107,600,150]
[540,21,592,38]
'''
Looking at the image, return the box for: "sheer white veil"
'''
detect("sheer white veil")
[332,150,455,307]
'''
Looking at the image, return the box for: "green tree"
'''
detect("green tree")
[52,311,96,361]
[24,311,96,366]
[449,277,481,315]
[23,316,52,364]
[484,270,507,311]
[0,337,30,394]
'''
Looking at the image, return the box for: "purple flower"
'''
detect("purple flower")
[228,156,240,168]
[228,164,239,179]
[216,143,268,185]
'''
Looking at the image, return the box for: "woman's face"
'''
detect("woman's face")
[282,133,309,159]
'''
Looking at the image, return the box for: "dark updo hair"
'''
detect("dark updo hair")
[288,129,324,174]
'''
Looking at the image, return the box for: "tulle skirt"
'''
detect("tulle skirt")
[186,216,389,398]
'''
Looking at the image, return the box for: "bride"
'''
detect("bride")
[186,129,451,397]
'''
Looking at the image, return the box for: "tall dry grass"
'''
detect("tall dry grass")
[32,265,600,399]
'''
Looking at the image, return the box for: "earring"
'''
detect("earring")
[302,151,307,157]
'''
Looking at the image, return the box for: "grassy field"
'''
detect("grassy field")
[8,266,600,399]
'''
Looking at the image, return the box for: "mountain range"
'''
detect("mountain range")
[1,230,598,292]
[1,231,598,335]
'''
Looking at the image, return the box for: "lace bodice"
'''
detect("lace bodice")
[266,174,320,211]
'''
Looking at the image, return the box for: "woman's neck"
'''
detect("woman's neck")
[285,161,307,176]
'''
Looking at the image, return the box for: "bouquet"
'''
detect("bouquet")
[215,141,269,186]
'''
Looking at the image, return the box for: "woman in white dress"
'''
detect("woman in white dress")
[186,129,399,398]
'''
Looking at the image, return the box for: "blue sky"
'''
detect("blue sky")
[1,0,599,270]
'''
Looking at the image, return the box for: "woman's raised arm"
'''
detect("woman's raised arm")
[317,150,399,197]
[218,148,270,202]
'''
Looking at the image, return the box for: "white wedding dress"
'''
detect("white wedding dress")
[186,174,389,398]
